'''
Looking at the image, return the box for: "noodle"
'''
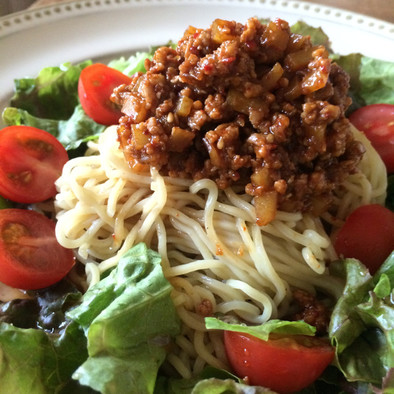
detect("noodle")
[54,125,386,378]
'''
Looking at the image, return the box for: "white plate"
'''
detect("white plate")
[0,0,393,123]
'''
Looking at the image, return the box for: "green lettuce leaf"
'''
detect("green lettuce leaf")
[0,195,12,209]
[0,280,88,393]
[329,253,394,386]
[108,51,153,75]
[205,317,316,341]
[191,378,275,393]
[1,59,106,154]
[331,54,394,112]
[0,321,88,394]
[155,366,275,394]
[67,242,180,394]
[10,61,91,120]
[108,43,176,76]
[290,21,332,50]
[0,243,180,394]
[2,104,105,153]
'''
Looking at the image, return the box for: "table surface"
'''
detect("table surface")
[28,0,394,23]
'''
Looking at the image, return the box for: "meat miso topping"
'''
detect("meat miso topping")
[112,18,365,225]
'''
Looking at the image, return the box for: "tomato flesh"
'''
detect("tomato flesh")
[0,209,75,290]
[0,125,68,204]
[334,204,394,274]
[224,331,335,393]
[349,104,394,173]
[78,63,132,125]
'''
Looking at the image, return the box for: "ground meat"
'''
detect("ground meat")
[196,298,214,317]
[290,289,331,335]
[112,18,365,224]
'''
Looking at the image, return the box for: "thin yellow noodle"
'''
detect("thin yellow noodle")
[193,330,227,370]
[176,307,207,331]
[175,335,197,358]
[166,353,192,379]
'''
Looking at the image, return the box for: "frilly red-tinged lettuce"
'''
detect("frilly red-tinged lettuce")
[329,252,394,388]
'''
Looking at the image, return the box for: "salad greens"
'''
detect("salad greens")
[203,255,394,394]
[0,243,180,394]
[205,318,317,340]
[67,243,180,394]
[0,195,12,209]
[291,21,394,111]
[0,20,393,394]
[329,253,394,389]
[2,61,105,155]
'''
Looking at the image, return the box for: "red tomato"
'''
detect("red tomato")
[78,63,132,125]
[0,209,75,290]
[0,125,68,204]
[334,204,394,274]
[224,331,335,393]
[349,104,394,173]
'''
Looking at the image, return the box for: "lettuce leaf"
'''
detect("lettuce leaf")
[108,51,153,75]
[191,378,275,393]
[1,60,106,155]
[9,61,91,120]
[0,321,88,394]
[0,243,179,394]
[155,366,276,394]
[67,242,180,394]
[290,22,394,113]
[329,253,394,386]
[331,54,394,112]
[205,317,316,340]
[0,195,12,209]
[1,53,156,155]
[2,105,105,153]
[290,21,332,50]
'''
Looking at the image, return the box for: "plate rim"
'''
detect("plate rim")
[1,0,393,39]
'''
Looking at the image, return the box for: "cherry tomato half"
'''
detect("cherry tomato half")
[0,125,69,204]
[78,63,132,125]
[0,209,75,290]
[224,331,335,393]
[349,104,394,173]
[334,204,394,274]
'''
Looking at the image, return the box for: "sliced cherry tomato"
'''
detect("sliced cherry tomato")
[78,63,132,125]
[334,204,394,274]
[0,209,75,290]
[349,104,394,173]
[224,331,335,393]
[0,125,69,204]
